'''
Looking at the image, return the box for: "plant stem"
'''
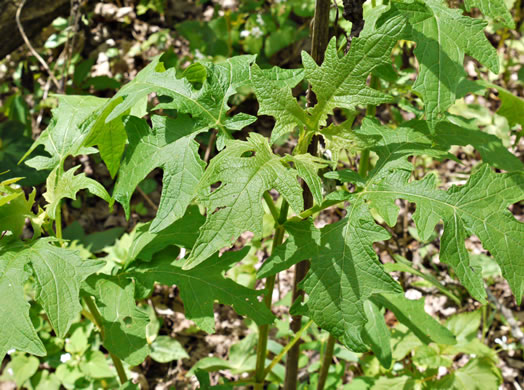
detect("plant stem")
[263,319,314,378]
[285,1,331,388]
[263,191,281,224]
[316,334,336,390]
[55,200,63,246]
[84,295,128,384]
[254,200,289,389]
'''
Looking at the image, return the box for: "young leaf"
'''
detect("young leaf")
[23,95,106,171]
[131,247,275,333]
[44,166,110,220]
[83,275,150,366]
[185,133,304,269]
[113,115,206,232]
[0,246,46,362]
[250,65,310,143]
[0,179,36,237]
[384,0,499,126]
[303,12,407,128]
[464,0,515,28]
[363,165,524,303]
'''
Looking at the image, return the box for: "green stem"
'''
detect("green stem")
[316,334,336,390]
[263,191,281,224]
[84,296,128,384]
[254,200,289,389]
[263,319,314,378]
[55,200,63,245]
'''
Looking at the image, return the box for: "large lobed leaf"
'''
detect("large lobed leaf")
[184,133,305,269]
[363,165,524,304]
[131,247,275,333]
[0,239,102,362]
[113,115,206,232]
[105,55,257,149]
[383,0,499,127]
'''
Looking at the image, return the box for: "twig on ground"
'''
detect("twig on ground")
[16,0,60,90]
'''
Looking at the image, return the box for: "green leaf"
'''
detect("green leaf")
[363,165,524,303]
[283,154,328,206]
[434,119,523,171]
[131,248,275,333]
[126,205,205,266]
[385,0,499,126]
[23,239,103,338]
[83,275,150,366]
[82,98,128,178]
[0,249,46,362]
[0,239,101,362]
[79,350,114,379]
[477,81,524,130]
[105,56,257,142]
[150,336,189,363]
[250,65,310,143]
[303,13,407,129]
[301,201,402,351]
[113,115,206,232]
[362,301,392,369]
[44,166,110,220]
[429,358,502,389]
[23,95,107,171]
[371,293,456,345]
[182,63,207,85]
[0,354,40,387]
[185,133,304,269]
[0,179,36,237]
[319,119,374,163]
[464,0,515,28]
[257,218,321,279]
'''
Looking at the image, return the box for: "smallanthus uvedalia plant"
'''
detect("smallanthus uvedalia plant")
[1,0,522,388]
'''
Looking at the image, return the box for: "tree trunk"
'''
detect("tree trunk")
[0,0,70,59]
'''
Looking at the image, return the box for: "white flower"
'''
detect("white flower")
[251,26,263,38]
[256,14,265,26]
[240,30,250,38]
[60,353,72,363]
[7,349,15,355]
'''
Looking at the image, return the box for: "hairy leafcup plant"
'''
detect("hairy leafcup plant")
[1,0,523,389]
